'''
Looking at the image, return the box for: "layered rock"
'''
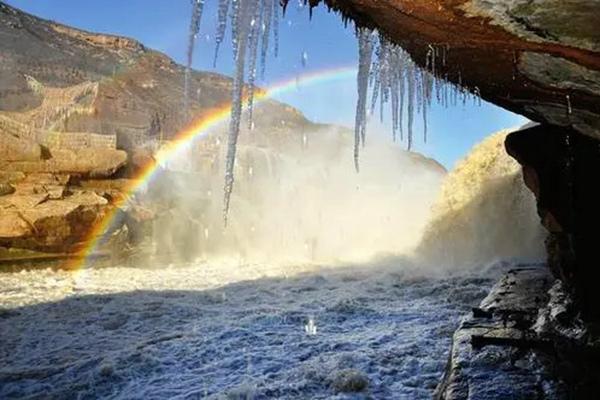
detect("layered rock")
[0,140,124,253]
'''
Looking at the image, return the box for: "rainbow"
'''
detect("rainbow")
[67,66,357,271]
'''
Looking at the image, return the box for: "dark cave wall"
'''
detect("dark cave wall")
[506,125,600,320]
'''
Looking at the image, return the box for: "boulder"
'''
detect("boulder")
[0,183,15,196]
[0,211,32,240]
[329,369,369,393]
[0,190,110,252]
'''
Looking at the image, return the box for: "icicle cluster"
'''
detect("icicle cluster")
[221,0,281,223]
[356,29,482,161]
[184,0,205,117]
[183,1,484,221]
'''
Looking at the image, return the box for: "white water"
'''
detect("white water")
[0,259,504,399]
[0,129,544,399]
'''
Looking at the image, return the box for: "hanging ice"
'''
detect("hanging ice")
[184,0,205,117]
[260,0,273,78]
[221,0,284,221]
[356,29,481,155]
[213,0,231,67]
[245,1,261,127]
[354,28,373,172]
[193,1,485,220]
[223,0,252,223]
[301,50,308,68]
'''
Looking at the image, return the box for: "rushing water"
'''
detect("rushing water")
[0,260,504,399]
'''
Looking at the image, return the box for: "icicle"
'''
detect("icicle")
[473,86,482,106]
[273,0,280,58]
[260,0,273,78]
[301,50,308,68]
[406,62,415,150]
[246,0,261,128]
[566,94,572,115]
[354,28,373,172]
[370,74,380,116]
[231,0,240,57]
[223,0,252,223]
[184,0,205,117]
[213,0,230,67]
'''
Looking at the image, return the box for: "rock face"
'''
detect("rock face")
[506,124,600,321]
[434,266,562,400]
[0,2,232,149]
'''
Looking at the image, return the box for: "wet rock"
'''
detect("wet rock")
[435,266,565,400]
[534,281,600,398]
[97,361,115,377]
[506,124,600,321]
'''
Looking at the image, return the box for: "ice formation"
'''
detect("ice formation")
[220,0,282,222]
[184,0,205,117]
[212,0,230,67]
[354,29,374,172]
[183,1,483,220]
[360,31,481,155]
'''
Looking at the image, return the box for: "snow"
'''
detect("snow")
[0,260,502,399]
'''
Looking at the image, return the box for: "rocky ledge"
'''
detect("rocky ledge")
[0,144,135,255]
[435,266,600,399]
[435,266,559,399]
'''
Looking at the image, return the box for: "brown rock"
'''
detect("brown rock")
[2,148,127,178]
[0,183,15,196]
[0,193,49,209]
[79,178,139,192]
[0,132,42,161]
[0,171,26,184]
[0,190,110,252]
[0,211,32,240]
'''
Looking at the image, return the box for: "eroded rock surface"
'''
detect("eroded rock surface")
[434,266,565,400]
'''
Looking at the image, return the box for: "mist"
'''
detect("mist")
[143,125,446,266]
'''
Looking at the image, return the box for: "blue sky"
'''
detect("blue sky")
[6,0,527,169]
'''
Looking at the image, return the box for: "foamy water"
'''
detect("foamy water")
[0,260,503,399]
